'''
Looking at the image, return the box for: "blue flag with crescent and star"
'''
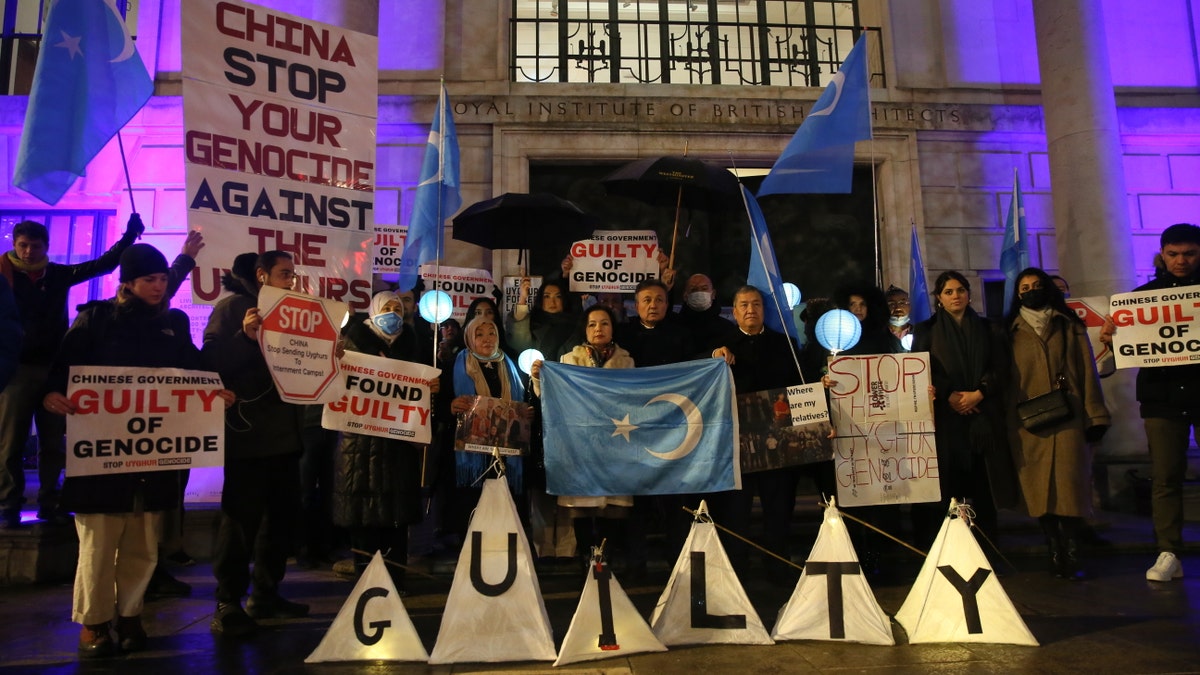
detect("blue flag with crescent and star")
[757,34,871,196]
[744,185,800,339]
[14,0,154,206]
[540,359,740,496]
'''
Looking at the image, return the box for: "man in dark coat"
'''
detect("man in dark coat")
[203,251,307,635]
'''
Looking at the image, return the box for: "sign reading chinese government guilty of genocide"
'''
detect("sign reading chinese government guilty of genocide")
[567,230,660,293]
[827,352,940,507]
[257,285,349,403]
[182,0,378,311]
[66,366,227,477]
[419,265,495,324]
[372,225,407,274]
[1109,288,1200,368]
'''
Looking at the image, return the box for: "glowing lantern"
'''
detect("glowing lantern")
[815,309,861,354]
[418,290,453,324]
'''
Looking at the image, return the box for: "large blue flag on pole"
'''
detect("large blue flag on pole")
[541,359,739,496]
[909,223,932,323]
[758,35,872,196]
[13,0,153,206]
[999,168,1029,307]
[744,185,800,339]
[398,83,461,293]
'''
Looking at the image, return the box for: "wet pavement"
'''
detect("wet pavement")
[1,505,1198,674]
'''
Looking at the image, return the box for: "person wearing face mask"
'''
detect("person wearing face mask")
[1006,267,1110,581]
[675,273,736,352]
[331,291,440,591]
[885,285,914,348]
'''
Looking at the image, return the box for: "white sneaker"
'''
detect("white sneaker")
[1146,551,1183,581]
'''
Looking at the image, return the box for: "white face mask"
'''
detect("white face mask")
[685,291,712,311]
[889,314,910,327]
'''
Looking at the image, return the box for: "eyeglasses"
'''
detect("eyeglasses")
[887,300,910,308]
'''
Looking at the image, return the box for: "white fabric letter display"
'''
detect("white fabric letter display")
[429,477,556,663]
[305,551,427,663]
[895,499,1038,646]
[554,560,667,666]
[771,497,894,645]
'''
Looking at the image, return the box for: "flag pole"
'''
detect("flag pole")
[431,79,446,367]
[116,131,138,220]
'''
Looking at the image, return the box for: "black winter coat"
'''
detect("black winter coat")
[1132,272,1200,420]
[51,298,200,514]
[331,320,425,528]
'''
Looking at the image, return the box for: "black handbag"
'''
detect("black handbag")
[1017,327,1073,432]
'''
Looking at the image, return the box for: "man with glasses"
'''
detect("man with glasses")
[885,285,914,349]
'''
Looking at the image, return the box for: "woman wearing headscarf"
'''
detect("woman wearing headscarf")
[530,304,635,562]
[1005,267,1109,580]
[332,291,439,591]
[42,244,234,658]
[466,296,514,358]
[910,271,1019,548]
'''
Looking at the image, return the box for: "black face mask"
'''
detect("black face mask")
[1019,288,1048,310]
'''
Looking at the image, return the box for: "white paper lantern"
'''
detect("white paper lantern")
[517,349,544,375]
[815,309,861,354]
[418,290,453,324]
[782,282,802,309]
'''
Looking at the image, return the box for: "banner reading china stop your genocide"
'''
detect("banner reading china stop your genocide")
[65,366,227,478]
[1110,287,1200,368]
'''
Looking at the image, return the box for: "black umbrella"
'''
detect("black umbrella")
[452,192,601,274]
[601,155,741,267]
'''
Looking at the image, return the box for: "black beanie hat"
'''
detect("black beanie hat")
[119,244,169,282]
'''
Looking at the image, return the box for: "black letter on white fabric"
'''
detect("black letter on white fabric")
[593,563,619,649]
[470,531,518,597]
[804,561,861,639]
[353,587,391,645]
[936,566,991,634]
[689,552,746,629]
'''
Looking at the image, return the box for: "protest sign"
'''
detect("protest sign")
[736,384,833,473]
[567,230,659,293]
[501,275,542,317]
[419,265,494,323]
[1109,287,1200,368]
[373,225,407,274]
[454,396,531,457]
[258,285,349,403]
[827,352,939,507]
[1066,296,1115,377]
[65,366,226,478]
[322,350,440,444]
[182,0,378,311]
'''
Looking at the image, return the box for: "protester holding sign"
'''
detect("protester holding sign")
[1005,267,1110,581]
[42,244,234,658]
[332,291,440,592]
[202,251,308,636]
[1100,223,1200,582]
[910,271,1018,549]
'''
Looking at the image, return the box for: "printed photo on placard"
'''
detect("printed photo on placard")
[736,384,833,473]
[454,395,531,457]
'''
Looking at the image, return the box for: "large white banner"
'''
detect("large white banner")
[1110,288,1200,368]
[182,0,378,312]
[322,351,440,444]
[418,265,494,324]
[567,230,659,293]
[66,367,226,478]
[827,352,940,507]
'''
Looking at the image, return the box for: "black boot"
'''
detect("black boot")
[1058,517,1088,581]
[1038,515,1064,577]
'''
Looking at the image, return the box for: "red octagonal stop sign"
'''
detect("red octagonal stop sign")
[258,288,345,403]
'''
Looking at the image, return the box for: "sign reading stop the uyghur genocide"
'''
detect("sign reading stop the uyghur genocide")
[567,230,659,293]
[65,366,227,478]
[827,352,940,508]
[1109,288,1200,369]
[182,0,378,312]
[322,350,440,444]
[258,285,349,404]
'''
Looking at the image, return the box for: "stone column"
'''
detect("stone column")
[1031,1,1140,462]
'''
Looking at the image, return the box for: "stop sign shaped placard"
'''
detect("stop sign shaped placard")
[257,286,347,403]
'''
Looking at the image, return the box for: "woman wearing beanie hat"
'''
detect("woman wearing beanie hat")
[40,243,234,659]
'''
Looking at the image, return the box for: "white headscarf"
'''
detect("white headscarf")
[365,290,402,343]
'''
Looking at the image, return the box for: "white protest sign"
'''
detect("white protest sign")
[1110,288,1200,368]
[418,265,494,323]
[737,384,833,474]
[827,352,940,507]
[501,275,542,317]
[258,285,349,404]
[322,351,440,444]
[65,366,226,478]
[182,0,378,312]
[567,230,659,293]
[1066,296,1115,376]
[373,225,407,274]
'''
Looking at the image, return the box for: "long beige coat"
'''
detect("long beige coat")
[1007,312,1111,518]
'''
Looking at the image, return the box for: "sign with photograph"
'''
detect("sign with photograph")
[736,384,833,473]
[454,395,532,457]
